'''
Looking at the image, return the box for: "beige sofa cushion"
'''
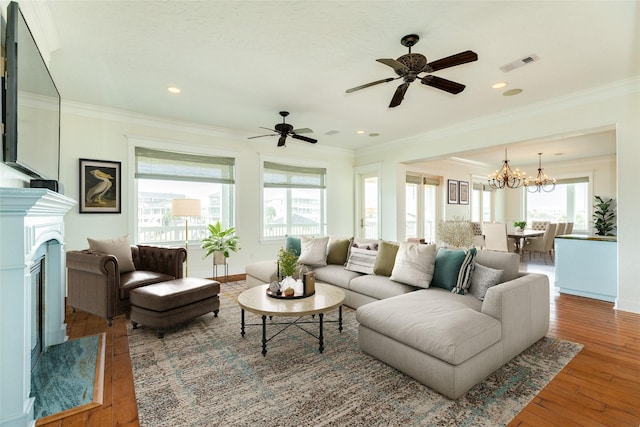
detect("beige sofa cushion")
[312,264,362,289]
[356,290,499,365]
[349,275,417,301]
[390,243,436,288]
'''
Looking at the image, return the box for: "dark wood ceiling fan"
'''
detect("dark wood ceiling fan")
[248,111,317,147]
[346,34,478,108]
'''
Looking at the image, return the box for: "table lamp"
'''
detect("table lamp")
[171,198,201,276]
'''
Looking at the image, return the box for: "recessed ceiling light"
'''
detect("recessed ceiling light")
[503,88,523,96]
[356,130,365,134]
[492,81,508,89]
[369,133,380,137]
[167,86,181,94]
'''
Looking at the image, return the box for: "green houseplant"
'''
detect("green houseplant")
[513,221,527,231]
[201,221,240,263]
[277,247,299,278]
[593,195,616,236]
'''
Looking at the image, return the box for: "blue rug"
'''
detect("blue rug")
[31,334,101,419]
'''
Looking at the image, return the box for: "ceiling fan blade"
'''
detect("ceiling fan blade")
[292,127,313,134]
[247,133,277,139]
[421,75,466,94]
[389,82,410,108]
[259,126,277,132]
[346,77,397,93]
[291,134,318,144]
[376,58,408,74]
[277,135,287,147]
[426,50,478,72]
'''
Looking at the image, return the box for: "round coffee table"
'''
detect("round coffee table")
[237,283,345,356]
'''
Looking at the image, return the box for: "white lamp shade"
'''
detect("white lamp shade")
[171,198,201,217]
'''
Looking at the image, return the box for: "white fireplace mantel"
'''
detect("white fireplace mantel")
[0,188,75,427]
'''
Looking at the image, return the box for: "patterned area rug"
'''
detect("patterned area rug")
[128,281,582,426]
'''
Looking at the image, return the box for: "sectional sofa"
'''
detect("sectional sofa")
[245,237,550,399]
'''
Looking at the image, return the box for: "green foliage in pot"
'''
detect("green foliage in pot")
[201,221,240,259]
[593,196,616,236]
[513,221,527,230]
[277,247,299,278]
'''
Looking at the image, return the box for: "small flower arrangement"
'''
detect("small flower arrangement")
[513,221,527,230]
[277,247,299,278]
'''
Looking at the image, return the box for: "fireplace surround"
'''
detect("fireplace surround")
[0,188,75,427]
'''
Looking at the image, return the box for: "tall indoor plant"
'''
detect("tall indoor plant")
[201,221,240,264]
[593,195,616,236]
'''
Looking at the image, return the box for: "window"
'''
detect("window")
[471,181,493,222]
[263,161,326,239]
[135,147,235,244]
[405,175,439,243]
[526,177,589,231]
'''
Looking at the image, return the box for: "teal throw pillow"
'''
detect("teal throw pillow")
[285,236,301,257]
[432,248,467,291]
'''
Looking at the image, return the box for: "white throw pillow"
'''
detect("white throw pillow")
[297,236,330,267]
[469,263,504,301]
[390,243,437,288]
[344,247,377,275]
[87,235,136,273]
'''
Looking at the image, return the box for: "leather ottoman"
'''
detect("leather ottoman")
[130,277,220,338]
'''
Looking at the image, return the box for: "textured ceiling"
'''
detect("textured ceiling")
[28,1,640,159]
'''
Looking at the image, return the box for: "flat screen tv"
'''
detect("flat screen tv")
[2,1,61,180]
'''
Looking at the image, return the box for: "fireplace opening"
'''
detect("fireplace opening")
[31,255,45,371]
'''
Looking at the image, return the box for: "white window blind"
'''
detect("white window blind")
[135,147,235,184]
[263,161,326,189]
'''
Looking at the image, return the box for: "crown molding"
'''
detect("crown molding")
[357,76,640,158]
[62,100,355,158]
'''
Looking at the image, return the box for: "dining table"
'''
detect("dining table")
[507,229,545,252]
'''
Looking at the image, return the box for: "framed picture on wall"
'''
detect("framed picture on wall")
[447,179,459,204]
[79,158,121,214]
[459,181,469,205]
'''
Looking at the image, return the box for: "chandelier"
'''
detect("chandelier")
[487,148,525,189]
[524,153,556,193]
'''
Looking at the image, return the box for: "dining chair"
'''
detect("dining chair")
[565,222,574,234]
[531,221,550,231]
[522,223,557,264]
[482,222,516,252]
[470,222,485,248]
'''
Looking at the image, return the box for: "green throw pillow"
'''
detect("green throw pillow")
[373,241,399,277]
[326,237,352,265]
[432,248,467,291]
[285,236,301,257]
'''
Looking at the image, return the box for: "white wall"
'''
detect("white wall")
[55,103,355,279]
[354,81,639,313]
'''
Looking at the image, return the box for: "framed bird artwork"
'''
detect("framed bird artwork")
[79,158,121,213]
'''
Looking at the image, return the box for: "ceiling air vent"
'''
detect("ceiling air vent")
[499,54,540,72]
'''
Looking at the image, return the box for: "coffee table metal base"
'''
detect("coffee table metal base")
[240,307,343,356]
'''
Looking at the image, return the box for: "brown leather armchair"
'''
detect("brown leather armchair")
[66,245,187,325]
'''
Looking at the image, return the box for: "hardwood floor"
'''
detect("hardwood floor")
[46,271,639,426]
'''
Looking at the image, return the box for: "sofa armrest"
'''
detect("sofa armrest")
[133,245,187,279]
[481,272,550,360]
[66,250,120,323]
[66,250,119,276]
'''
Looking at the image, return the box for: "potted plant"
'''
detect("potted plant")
[201,221,240,265]
[593,195,616,236]
[513,221,527,232]
[276,247,299,293]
